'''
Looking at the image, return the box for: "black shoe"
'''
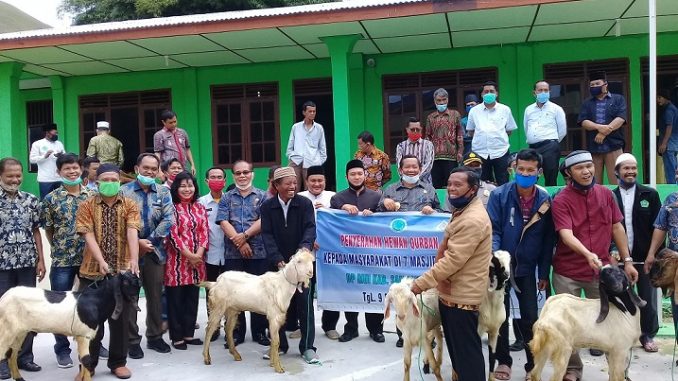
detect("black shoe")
[0,361,10,380]
[589,348,604,356]
[18,361,41,372]
[185,338,203,345]
[396,338,404,348]
[172,341,187,350]
[338,331,359,342]
[255,333,271,346]
[509,340,525,352]
[128,344,144,359]
[147,338,171,353]
[224,337,245,349]
[210,330,220,342]
[369,333,385,343]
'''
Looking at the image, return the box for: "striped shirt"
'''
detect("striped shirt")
[395,138,434,183]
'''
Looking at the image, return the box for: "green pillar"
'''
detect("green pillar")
[0,62,24,159]
[322,35,361,190]
[49,76,68,150]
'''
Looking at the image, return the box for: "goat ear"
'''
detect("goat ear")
[410,294,421,318]
[383,294,391,322]
[626,287,647,309]
[111,275,124,320]
[596,284,610,323]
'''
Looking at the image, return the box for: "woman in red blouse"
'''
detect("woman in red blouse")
[165,171,208,350]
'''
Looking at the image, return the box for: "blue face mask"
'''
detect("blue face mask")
[536,92,550,104]
[436,104,447,113]
[137,173,156,186]
[465,105,473,114]
[590,86,604,97]
[515,173,538,188]
[482,93,497,104]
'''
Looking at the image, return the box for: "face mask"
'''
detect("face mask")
[137,174,156,186]
[449,188,475,210]
[465,105,473,114]
[208,179,226,193]
[235,181,253,191]
[572,176,595,192]
[515,173,538,188]
[536,92,550,104]
[0,180,19,193]
[154,177,163,185]
[401,174,420,184]
[349,181,364,191]
[98,181,120,197]
[168,174,177,182]
[470,167,482,177]
[590,86,604,97]
[49,134,58,142]
[62,177,82,186]
[482,93,497,104]
[407,132,421,142]
[436,104,447,113]
[616,173,636,189]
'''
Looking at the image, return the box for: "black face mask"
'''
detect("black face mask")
[349,181,364,191]
[572,176,596,192]
[49,134,58,142]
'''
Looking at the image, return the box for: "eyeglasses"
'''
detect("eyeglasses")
[233,170,252,176]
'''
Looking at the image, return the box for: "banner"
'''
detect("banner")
[316,209,450,312]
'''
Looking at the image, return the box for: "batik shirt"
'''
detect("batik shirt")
[426,109,464,162]
[354,147,392,191]
[654,192,678,251]
[0,189,40,270]
[40,185,92,267]
[215,187,267,260]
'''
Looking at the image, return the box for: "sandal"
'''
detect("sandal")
[642,339,659,352]
[493,364,511,381]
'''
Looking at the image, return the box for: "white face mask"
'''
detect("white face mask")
[401,174,420,184]
[0,180,19,193]
[235,181,253,191]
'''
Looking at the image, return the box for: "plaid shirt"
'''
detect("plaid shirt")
[354,147,391,191]
[425,109,464,162]
[0,189,40,270]
[76,194,141,280]
[40,185,93,267]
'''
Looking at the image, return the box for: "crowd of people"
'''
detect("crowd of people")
[0,71,677,381]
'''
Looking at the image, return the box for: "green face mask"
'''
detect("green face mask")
[61,177,82,187]
[98,181,121,197]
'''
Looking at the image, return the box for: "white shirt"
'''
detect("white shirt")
[523,101,567,144]
[198,193,226,266]
[619,185,635,252]
[278,195,292,220]
[299,190,335,216]
[466,102,517,159]
[286,121,327,168]
[29,138,65,182]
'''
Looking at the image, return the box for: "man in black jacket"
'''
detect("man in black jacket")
[612,153,661,352]
[260,166,319,363]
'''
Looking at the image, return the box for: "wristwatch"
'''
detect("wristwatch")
[244,232,250,240]
[623,257,633,263]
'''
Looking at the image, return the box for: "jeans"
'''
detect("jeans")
[663,150,678,184]
[50,266,79,356]
[38,181,62,200]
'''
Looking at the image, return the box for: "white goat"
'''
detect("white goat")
[384,277,443,381]
[201,248,315,373]
[0,272,141,381]
[477,250,511,381]
[529,266,645,381]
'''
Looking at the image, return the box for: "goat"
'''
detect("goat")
[0,272,141,381]
[649,248,678,303]
[201,248,315,373]
[477,250,511,381]
[384,277,443,381]
[529,265,646,381]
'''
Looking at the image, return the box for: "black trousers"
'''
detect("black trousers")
[440,302,485,381]
[165,285,200,342]
[480,151,510,186]
[495,274,538,372]
[635,264,659,341]
[278,281,316,355]
[79,277,132,370]
[0,268,37,366]
[321,310,384,335]
[529,140,560,186]
[223,259,269,340]
[431,160,458,189]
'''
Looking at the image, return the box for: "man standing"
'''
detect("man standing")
[76,163,141,379]
[658,89,678,184]
[551,150,638,381]
[578,71,627,184]
[0,158,45,379]
[121,153,175,359]
[260,167,318,363]
[462,94,479,156]
[426,88,464,188]
[466,81,518,186]
[395,117,434,184]
[87,121,124,167]
[154,110,196,175]
[487,149,555,381]
[354,131,391,191]
[216,160,269,346]
[41,153,93,369]
[29,123,65,199]
[379,155,440,215]
[611,153,661,352]
[286,101,327,192]
[524,80,567,186]
[411,167,491,381]
[322,160,385,343]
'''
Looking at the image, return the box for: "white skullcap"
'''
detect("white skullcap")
[615,153,637,168]
[96,121,110,129]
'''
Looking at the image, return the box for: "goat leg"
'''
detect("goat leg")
[423,335,442,381]
[202,311,223,365]
[403,341,412,381]
[8,335,24,381]
[269,319,284,373]
[224,313,242,361]
[74,336,93,381]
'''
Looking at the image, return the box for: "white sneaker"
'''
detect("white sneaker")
[262,349,285,360]
[324,330,340,340]
[288,329,301,339]
[302,349,320,364]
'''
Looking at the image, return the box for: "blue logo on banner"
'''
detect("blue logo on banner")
[390,218,407,232]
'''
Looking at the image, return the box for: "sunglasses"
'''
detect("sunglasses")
[233,170,252,176]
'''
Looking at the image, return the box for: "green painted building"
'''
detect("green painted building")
[1,0,678,195]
